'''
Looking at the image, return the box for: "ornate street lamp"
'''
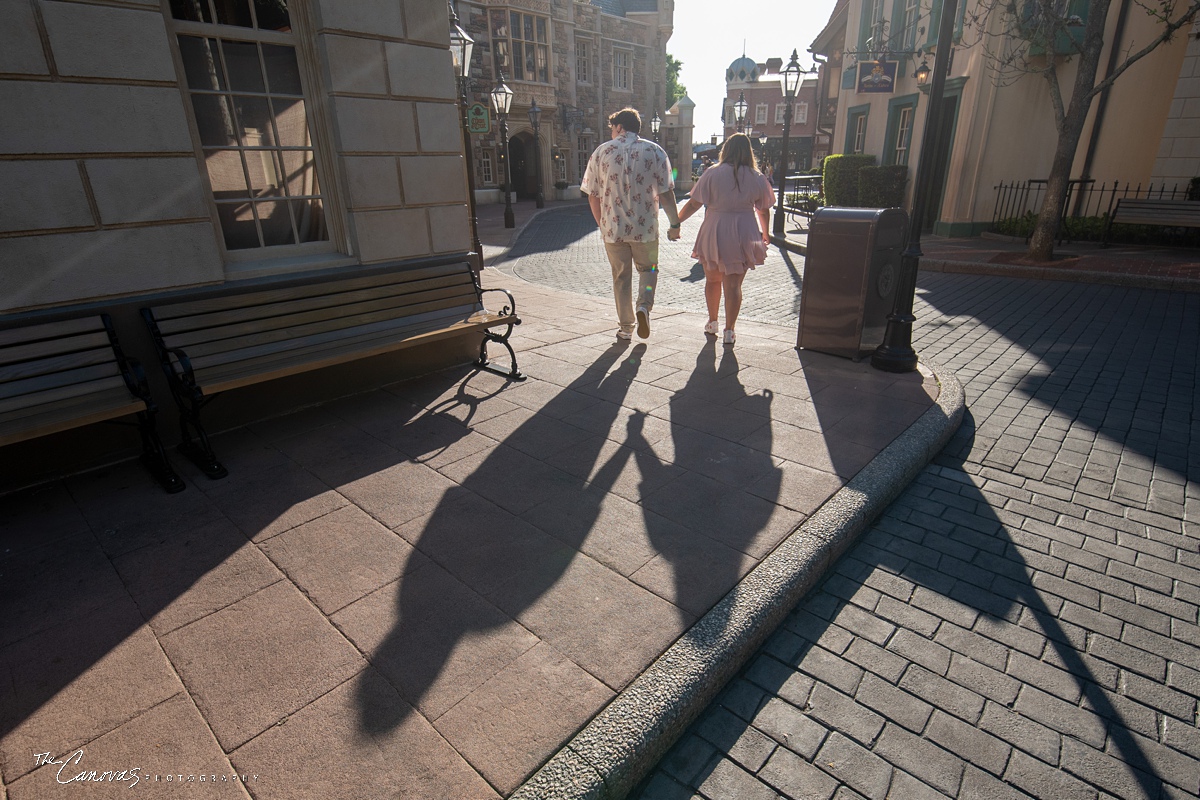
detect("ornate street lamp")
[448,2,484,272]
[490,73,515,228]
[650,111,661,143]
[744,122,754,140]
[913,58,931,86]
[871,0,960,373]
[528,99,544,209]
[773,49,803,236]
[734,91,747,133]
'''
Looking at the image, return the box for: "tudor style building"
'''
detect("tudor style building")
[454,0,689,201]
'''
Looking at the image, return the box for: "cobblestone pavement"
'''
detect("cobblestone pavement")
[501,209,1200,799]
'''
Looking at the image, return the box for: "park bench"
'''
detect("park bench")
[1102,198,1200,246]
[0,313,183,492]
[140,258,523,479]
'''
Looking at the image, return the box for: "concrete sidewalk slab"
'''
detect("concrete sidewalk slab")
[0,268,960,800]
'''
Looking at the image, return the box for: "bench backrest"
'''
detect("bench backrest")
[1112,198,1200,226]
[0,315,129,417]
[142,261,484,375]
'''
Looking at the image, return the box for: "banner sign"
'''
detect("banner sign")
[467,103,491,134]
[857,61,897,93]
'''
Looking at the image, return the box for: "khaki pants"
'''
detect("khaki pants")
[603,240,659,333]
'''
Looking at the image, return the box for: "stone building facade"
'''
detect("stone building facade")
[1,0,472,313]
[455,0,682,202]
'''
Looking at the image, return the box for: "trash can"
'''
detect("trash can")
[796,207,909,360]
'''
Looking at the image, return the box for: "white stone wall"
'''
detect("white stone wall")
[318,0,469,264]
[0,0,221,311]
[1151,18,1200,187]
[0,0,472,312]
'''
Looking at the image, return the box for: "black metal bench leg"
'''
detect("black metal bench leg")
[476,329,525,381]
[175,395,228,479]
[136,409,185,493]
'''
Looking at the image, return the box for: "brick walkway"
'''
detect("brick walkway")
[634,275,1200,799]
[492,209,1200,799]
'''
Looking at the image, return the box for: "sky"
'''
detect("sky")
[668,0,840,142]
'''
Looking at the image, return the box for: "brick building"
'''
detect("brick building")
[455,0,687,202]
[722,54,820,172]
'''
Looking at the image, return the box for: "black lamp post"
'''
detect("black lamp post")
[773,49,803,236]
[871,0,959,373]
[650,111,661,143]
[490,74,515,229]
[448,2,483,272]
[734,91,747,133]
[528,99,544,209]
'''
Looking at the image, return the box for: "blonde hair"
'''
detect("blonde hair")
[718,133,759,190]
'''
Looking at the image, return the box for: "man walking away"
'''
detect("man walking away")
[581,107,682,341]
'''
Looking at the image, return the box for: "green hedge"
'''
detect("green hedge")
[822,154,876,207]
[858,165,908,209]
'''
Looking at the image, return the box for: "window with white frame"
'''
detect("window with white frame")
[853,114,867,153]
[480,148,495,185]
[901,0,920,50]
[576,39,589,83]
[755,103,768,124]
[893,106,913,165]
[555,151,567,182]
[614,48,631,91]
[167,0,330,253]
[577,134,593,182]
[796,102,808,125]
[490,9,549,83]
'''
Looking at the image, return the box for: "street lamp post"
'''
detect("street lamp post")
[650,111,661,143]
[528,99,544,209]
[448,2,484,272]
[490,74,515,229]
[773,49,803,236]
[734,91,747,133]
[871,0,959,373]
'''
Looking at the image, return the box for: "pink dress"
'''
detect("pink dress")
[690,163,776,275]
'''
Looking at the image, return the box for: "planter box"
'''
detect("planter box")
[556,185,582,201]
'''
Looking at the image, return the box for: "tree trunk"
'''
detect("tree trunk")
[1025,0,1111,261]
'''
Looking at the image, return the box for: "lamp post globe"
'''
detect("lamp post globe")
[448,1,484,271]
[490,74,515,228]
[734,90,747,133]
[773,49,803,236]
[528,99,544,209]
[650,111,661,143]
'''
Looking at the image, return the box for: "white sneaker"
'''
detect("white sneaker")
[617,329,633,340]
[636,307,651,339]
[723,329,736,345]
[703,320,719,336]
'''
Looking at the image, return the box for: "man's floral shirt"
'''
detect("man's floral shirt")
[580,131,674,244]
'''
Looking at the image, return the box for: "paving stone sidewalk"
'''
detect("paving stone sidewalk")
[0,268,942,799]
[633,275,1200,798]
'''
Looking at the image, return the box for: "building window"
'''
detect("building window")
[577,134,593,182]
[755,103,768,125]
[846,106,869,154]
[894,106,912,165]
[480,148,495,185]
[774,102,808,125]
[167,0,329,253]
[901,0,920,50]
[490,9,548,83]
[554,150,568,183]
[614,48,631,91]
[576,39,589,83]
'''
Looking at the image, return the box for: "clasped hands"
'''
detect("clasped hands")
[667,227,682,241]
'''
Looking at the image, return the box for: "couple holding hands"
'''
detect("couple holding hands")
[581,108,774,346]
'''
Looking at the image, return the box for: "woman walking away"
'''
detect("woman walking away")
[676,133,773,346]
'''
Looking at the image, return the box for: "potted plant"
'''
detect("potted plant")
[553,180,575,201]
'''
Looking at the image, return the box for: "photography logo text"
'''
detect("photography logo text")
[34,749,259,788]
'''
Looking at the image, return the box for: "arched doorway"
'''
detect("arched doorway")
[508,131,540,200]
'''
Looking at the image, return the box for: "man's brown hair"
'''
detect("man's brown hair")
[608,107,641,134]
